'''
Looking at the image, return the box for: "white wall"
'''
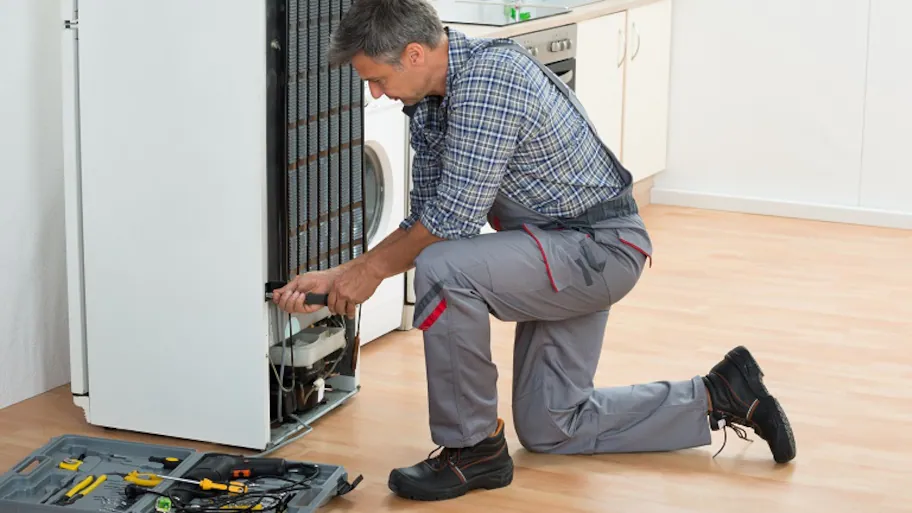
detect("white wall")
[0,0,71,408]
[654,0,912,229]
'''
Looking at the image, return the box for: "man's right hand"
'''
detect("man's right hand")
[272,269,339,314]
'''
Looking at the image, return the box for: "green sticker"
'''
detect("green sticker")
[155,497,172,512]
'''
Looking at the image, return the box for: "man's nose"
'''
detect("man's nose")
[368,82,382,99]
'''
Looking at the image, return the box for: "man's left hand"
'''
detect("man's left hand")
[327,260,384,319]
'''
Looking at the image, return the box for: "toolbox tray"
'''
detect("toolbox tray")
[0,435,357,513]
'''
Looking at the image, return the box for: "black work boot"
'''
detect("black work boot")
[388,418,514,501]
[702,346,797,463]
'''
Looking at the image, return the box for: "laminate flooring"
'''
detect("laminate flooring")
[2,205,910,512]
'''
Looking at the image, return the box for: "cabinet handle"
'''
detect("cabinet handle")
[617,28,626,67]
[631,22,641,61]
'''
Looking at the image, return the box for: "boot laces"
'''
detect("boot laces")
[425,446,460,469]
[711,412,754,458]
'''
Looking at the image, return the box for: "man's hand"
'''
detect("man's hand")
[327,260,384,319]
[272,269,340,314]
[272,222,443,317]
[272,262,383,318]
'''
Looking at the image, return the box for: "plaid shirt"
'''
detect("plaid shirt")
[400,28,626,239]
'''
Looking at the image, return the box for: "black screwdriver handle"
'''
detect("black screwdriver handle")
[264,292,328,305]
[304,293,328,305]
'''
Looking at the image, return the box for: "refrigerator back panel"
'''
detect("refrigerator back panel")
[284,0,364,278]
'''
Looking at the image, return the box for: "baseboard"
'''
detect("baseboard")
[650,188,912,230]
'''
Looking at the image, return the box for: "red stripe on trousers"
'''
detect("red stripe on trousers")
[619,238,653,268]
[418,298,447,331]
[521,225,558,292]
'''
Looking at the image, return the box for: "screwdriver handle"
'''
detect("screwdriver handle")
[149,456,182,470]
[305,293,328,305]
[265,292,328,305]
[198,478,247,494]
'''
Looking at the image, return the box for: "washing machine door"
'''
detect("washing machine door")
[362,142,388,248]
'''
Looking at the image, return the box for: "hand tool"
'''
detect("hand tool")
[149,456,183,470]
[223,455,315,480]
[174,453,317,481]
[58,452,86,471]
[264,291,328,304]
[164,451,313,505]
[156,474,249,494]
[40,475,79,504]
[86,451,131,462]
[53,474,107,506]
[117,470,163,487]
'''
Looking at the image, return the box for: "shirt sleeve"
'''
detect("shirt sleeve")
[400,125,440,231]
[418,53,538,239]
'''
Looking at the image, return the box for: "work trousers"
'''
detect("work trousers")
[410,208,711,454]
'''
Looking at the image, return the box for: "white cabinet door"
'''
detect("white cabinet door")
[574,11,627,155]
[658,1,869,207]
[859,0,912,213]
[621,0,672,182]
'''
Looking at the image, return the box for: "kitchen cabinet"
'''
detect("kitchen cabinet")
[620,0,671,182]
[574,0,672,183]
[654,0,870,208]
[575,10,626,156]
[859,0,912,214]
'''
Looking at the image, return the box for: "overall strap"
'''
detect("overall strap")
[489,40,638,226]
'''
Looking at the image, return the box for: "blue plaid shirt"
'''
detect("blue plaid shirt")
[400,28,626,239]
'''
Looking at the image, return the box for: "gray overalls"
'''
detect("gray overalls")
[408,40,711,454]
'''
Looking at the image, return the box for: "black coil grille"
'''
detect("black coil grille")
[281,0,364,278]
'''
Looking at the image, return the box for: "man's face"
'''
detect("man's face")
[352,43,431,106]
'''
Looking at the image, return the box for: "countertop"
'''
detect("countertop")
[442,0,663,38]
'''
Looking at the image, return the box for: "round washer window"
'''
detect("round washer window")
[363,147,385,245]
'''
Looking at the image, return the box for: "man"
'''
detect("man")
[272,0,796,502]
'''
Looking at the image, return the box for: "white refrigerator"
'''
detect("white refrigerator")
[61,0,364,452]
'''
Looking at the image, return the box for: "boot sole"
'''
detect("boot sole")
[725,345,797,464]
[388,460,514,501]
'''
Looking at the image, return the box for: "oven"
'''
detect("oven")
[511,23,577,92]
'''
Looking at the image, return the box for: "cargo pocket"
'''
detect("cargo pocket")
[615,228,653,268]
[518,223,574,293]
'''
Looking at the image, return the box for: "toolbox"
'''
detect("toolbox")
[0,434,360,512]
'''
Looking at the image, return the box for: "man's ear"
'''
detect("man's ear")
[403,42,425,66]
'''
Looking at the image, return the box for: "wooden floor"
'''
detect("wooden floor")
[2,205,911,512]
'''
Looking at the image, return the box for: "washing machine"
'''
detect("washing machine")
[359,85,408,345]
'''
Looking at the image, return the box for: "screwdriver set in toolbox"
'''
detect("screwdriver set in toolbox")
[0,435,360,512]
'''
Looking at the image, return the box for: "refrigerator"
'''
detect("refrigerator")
[60,0,365,451]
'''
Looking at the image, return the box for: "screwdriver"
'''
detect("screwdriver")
[149,456,182,470]
[264,292,328,304]
[156,474,249,494]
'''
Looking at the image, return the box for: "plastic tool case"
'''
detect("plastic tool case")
[0,435,359,512]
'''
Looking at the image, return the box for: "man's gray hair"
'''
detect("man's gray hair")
[329,0,446,67]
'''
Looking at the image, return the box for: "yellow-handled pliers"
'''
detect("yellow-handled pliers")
[53,474,107,505]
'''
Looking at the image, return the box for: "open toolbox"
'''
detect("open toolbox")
[0,435,361,512]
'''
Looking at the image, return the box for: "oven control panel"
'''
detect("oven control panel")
[511,23,577,65]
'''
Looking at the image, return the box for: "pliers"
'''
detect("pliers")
[52,474,107,506]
